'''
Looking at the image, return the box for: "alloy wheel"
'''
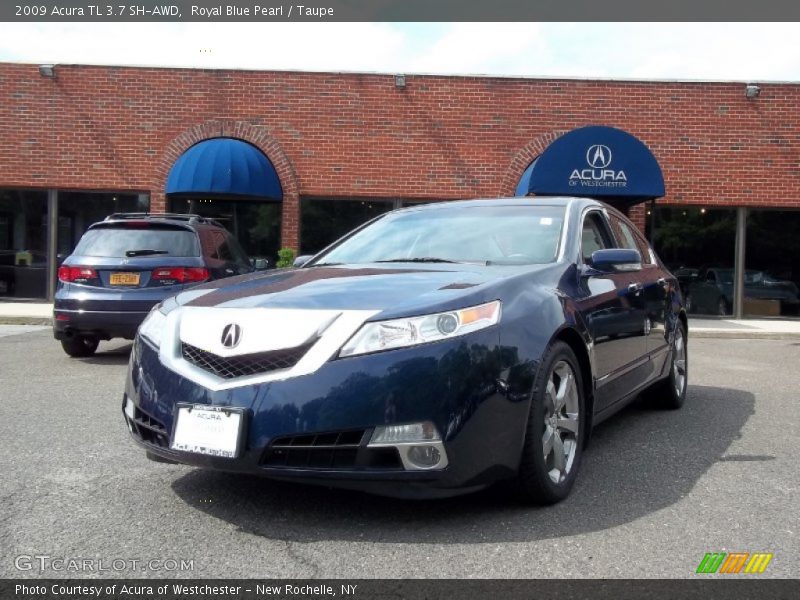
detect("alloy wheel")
[673,328,687,398]
[542,360,580,484]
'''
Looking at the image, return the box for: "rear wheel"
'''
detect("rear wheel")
[646,322,688,409]
[516,341,585,504]
[60,335,99,357]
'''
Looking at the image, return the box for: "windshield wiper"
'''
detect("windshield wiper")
[308,262,343,267]
[125,249,169,257]
[375,257,461,264]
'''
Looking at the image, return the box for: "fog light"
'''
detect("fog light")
[370,421,439,444]
[407,445,441,468]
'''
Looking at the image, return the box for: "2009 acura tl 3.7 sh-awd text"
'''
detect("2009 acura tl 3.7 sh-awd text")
[123,197,688,503]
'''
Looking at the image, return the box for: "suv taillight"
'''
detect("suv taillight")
[58,266,99,283]
[151,267,209,284]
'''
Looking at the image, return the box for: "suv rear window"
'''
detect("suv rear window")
[73,226,200,257]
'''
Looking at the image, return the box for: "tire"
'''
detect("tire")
[646,322,688,410]
[60,335,99,357]
[717,297,730,316]
[516,341,586,505]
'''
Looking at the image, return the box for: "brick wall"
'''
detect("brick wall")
[1,63,799,247]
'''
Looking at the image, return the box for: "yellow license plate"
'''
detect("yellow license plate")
[110,272,140,286]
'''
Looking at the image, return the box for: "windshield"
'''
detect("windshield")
[73,227,200,258]
[313,204,565,266]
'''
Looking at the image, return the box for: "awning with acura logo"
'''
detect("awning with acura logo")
[520,125,665,208]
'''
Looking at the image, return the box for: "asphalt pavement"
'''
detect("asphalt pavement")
[1,326,797,578]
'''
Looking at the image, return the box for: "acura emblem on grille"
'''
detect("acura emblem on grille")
[221,323,242,349]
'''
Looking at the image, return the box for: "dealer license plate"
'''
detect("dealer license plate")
[110,272,140,286]
[170,405,244,458]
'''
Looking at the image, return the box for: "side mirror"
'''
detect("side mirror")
[293,255,313,268]
[251,258,270,270]
[589,249,642,273]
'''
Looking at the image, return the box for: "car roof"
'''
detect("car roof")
[89,212,226,231]
[393,196,611,214]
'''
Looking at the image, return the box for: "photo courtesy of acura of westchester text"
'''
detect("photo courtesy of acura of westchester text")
[1,6,799,598]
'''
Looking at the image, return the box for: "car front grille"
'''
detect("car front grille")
[181,341,314,379]
[261,429,403,470]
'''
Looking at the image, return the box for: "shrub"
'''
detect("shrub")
[276,247,296,268]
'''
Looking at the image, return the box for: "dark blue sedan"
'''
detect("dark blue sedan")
[124,197,688,503]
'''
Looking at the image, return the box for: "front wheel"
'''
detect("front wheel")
[516,341,585,505]
[60,335,99,357]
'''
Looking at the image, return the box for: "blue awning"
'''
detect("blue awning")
[523,126,664,206]
[515,159,536,197]
[166,138,282,200]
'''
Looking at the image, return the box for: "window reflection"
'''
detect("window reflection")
[58,192,148,258]
[646,206,736,316]
[0,189,48,299]
[301,198,396,255]
[745,210,800,317]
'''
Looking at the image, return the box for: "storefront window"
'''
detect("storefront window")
[168,197,282,266]
[744,210,800,318]
[58,192,148,258]
[0,189,48,299]
[646,206,737,316]
[300,198,396,255]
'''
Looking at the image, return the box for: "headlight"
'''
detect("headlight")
[339,300,501,357]
[138,306,167,348]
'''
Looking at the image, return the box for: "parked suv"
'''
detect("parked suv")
[54,213,259,357]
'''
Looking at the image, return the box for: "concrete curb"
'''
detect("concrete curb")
[690,330,800,340]
[0,317,52,326]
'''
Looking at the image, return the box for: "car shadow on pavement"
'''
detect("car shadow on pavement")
[76,342,132,365]
[170,384,754,543]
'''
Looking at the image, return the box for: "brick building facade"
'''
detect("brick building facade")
[1,62,799,315]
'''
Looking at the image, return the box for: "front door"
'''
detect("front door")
[576,210,648,412]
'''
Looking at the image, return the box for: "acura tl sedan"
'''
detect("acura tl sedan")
[124,197,687,504]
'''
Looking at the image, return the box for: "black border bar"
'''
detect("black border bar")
[2,579,799,600]
[5,1,800,22]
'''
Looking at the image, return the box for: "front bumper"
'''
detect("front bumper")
[124,328,534,498]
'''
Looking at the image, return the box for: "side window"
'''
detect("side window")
[209,231,231,261]
[608,215,639,251]
[581,212,613,263]
[224,233,252,268]
[632,232,656,266]
[609,214,655,266]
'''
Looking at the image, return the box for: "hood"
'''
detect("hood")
[176,264,527,316]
